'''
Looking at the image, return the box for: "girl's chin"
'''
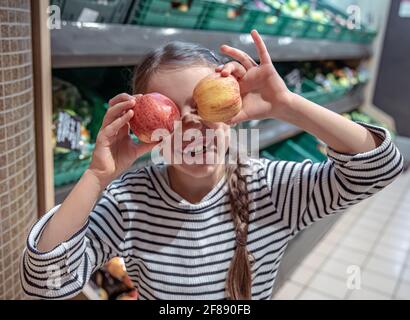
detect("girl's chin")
[167,150,226,167]
[176,162,222,178]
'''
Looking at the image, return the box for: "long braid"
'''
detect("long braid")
[225,162,254,300]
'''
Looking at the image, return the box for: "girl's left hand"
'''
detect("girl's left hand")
[217,30,294,124]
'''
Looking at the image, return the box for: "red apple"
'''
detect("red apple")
[130,93,180,143]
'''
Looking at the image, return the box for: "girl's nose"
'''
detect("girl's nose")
[180,106,202,130]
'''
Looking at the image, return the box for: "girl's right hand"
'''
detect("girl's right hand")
[88,93,155,189]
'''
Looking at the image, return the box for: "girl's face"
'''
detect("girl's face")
[146,66,230,179]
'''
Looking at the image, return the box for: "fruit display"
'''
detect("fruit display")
[52,78,97,187]
[52,78,93,153]
[89,257,138,300]
[342,110,395,138]
[127,0,376,43]
[262,0,373,42]
[49,0,135,24]
[59,0,376,43]
[281,61,369,97]
[130,93,181,143]
[193,73,242,122]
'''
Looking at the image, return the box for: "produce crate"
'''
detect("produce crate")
[129,0,207,29]
[54,150,93,187]
[352,29,377,44]
[363,31,377,44]
[250,10,284,36]
[290,78,349,105]
[317,1,378,44]
[277,15,311,38]
[326,85,348,101]
[200,1,255,33]
[250,0,327,39]
[51,0,135,24]
[291,133,327,162]
[339,28,357,43]
[81,90,108,142]
[297,79,327,105]
[262,138,316,163]
[261,133,327,163]
[303,21,332,39]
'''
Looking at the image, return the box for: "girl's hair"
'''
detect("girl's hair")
[132,42,254,299]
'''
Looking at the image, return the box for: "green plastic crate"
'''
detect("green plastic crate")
[52,0,135,23]
[328,86,348,101]
[200,1,254,33]
[317,1,377,44]
[81,90,108,142]
[322,25,344,41]
[54,151,93,187]
[339,28,357,42]
[261,133,327,163]
[288,78,351,106]
[130,0,207,29]
[297,79,328,105]
[262,138,316,162]
[352,29,377,44]
[291,133,327,162]
[303,21,333,39]
[250,10,284,36]
[277,15,311,38]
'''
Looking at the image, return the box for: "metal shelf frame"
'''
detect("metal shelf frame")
[51,22,373,68]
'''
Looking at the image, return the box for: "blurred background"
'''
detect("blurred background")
[0,0,409,300]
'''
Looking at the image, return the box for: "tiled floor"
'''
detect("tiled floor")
[273,168,410,300]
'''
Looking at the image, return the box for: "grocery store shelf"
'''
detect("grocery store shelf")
[51,22,373,68]
[255,85,365,150]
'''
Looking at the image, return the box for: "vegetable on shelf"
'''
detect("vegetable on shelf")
[89,257,138,300]
[342,110,395,138]
[52,78,96,187]
[281,61,368,105]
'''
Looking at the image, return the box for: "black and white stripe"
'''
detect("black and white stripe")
[21,123,404,299]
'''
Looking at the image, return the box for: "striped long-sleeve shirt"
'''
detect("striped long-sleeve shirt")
[21,123,403,300]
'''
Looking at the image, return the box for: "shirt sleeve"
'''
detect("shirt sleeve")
[20,189,125,299]
[265,123,404,237]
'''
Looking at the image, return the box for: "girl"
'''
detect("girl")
[21,31,403,300]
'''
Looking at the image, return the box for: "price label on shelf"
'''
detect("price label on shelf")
[56,111,82,151]
[78,8,100,22]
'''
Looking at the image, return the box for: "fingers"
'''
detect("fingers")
[250,30,271,65]
[225,110,248,126]
[220,45,257,70]
[108,93,135,108]
[132,141,157,159]
[103,109,134,138]
[216,61,247,80]
[102,99,136,128]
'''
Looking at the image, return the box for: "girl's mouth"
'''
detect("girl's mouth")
[183,138,215,157]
